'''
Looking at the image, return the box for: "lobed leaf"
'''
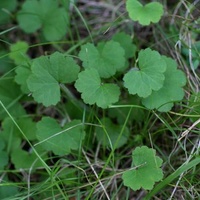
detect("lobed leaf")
[142,56,186,112]
[123,48,166,98]
[17,0,69,41]
[36,117,85,156]
[27,52,80,106]
[75,68,120,108]
[126,0,164,26]
[122,146,163,190]
[79,41,125,78]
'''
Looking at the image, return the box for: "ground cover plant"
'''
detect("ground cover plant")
[0,0,200,199]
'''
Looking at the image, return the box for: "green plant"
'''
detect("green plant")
[0,0,199,199]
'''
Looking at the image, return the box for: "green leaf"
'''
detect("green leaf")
[11,148,47,170]
[79,41,125,78]
[49,52,80,83]
[9,41,29,65]
[15,63,32,94]
[126,0,164,26]
[142,56,186,112]
[0,185,18,199]
[0,50,14,75]
[122,146,163,191]
[0,0,17,24]
[0,140,9,170]
[0,151,9,170]
[75,68,120,108]
[0,117,37,154]
[0,119,21,154]
[112,32,136,59]
[17,0,69,41]
[36,117,85,156]
[27,52,80,106]
[0,78,26,120]
[123,48,166,98]
[95,118,129,149]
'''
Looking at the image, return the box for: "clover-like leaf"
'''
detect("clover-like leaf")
[126,0,164,26]
[17,0,69,41]
[27,52,80,106]
[95,118,129,149]
[123,48,166,98]
[122,146,163,191]
[142,56,186,112]
[75,68,120,108]
[36,117,85,156]
[79,41,125,78]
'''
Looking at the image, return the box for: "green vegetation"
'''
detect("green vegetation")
[0,0,199,199]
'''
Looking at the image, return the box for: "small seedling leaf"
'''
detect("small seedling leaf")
[122,146,163,190]
[75,68,120,108]
[123,48,166,98]
[126,0,164,26]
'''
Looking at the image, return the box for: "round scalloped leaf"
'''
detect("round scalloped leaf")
[36,117,85,156]
[78,41,125,78]
[142,56,186,112]
[126,0,164,26]
[75,68,120,108]
[17,0,69,41]
[123,48,166,98]
[122,146,163,191]
[27,52,80,106]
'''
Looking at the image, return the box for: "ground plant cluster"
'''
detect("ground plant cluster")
[0,0,200,199]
